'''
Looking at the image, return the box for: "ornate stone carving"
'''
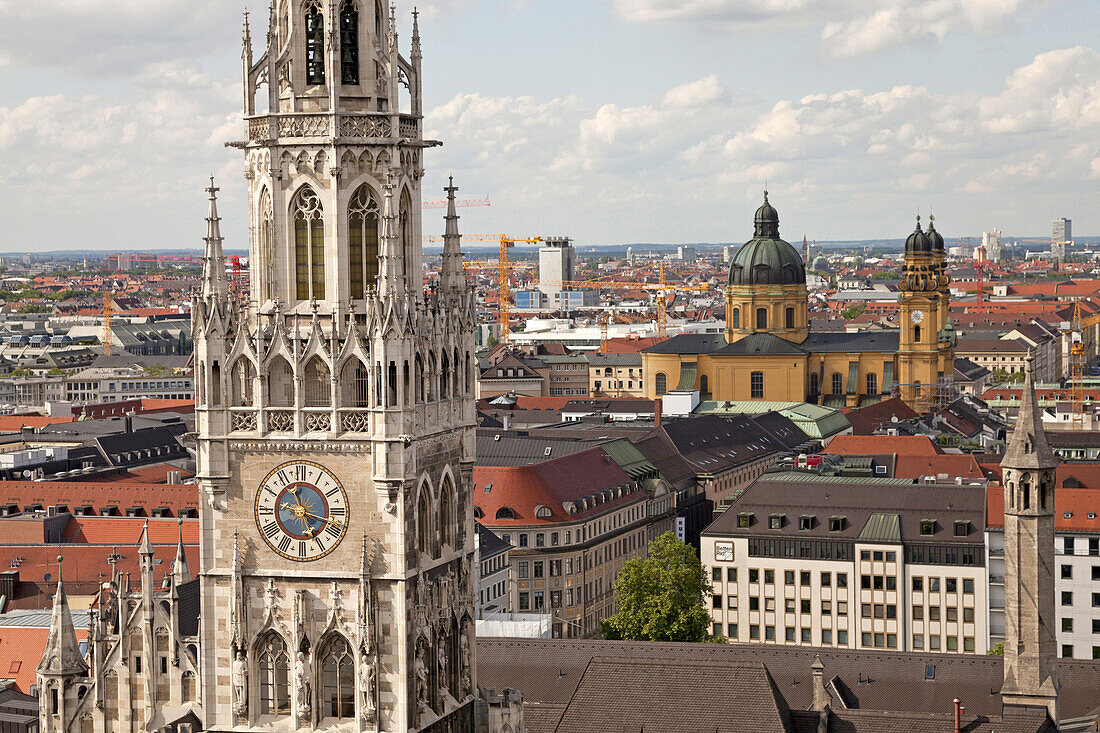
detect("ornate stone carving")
[294,651,312,720]
[278,114,330,138]
[232,651,248,717]
[340,116,391,138]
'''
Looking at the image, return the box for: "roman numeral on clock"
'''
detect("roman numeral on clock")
[298,542,308,558]
[278,536,292,554]
[262,521,279,538]
[330,507,346,516]
[325,523,342,539]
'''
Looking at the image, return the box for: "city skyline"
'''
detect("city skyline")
[0,0,1096,251]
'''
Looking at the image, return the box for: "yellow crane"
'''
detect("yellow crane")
[103,292,113,356]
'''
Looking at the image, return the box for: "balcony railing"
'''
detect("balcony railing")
[244,113,420,142]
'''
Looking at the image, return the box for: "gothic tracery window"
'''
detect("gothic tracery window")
[305,1,326,86]
[303,357,331,407]
[320,636,355,719]
[231,358,255,406]
[400,188,413,286]
[348,185,380,297]
[258,633,291,715]
[341,358,371,408]
[439,477,454,550]
[339,2,360,85]
[292,187,325,301]
[259,187,275,301]
[418,489,433,556]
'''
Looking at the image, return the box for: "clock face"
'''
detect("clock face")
[254,460,348,562]
[910,310,925,324]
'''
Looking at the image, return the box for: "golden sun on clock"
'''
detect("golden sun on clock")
[254,460,349,562]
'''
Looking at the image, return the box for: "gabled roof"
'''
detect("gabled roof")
[641,333,727,355]
[825,434,940,457]
[800,330,900,353]
[714,333,807,356]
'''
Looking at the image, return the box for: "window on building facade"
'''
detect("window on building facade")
[655,372,667,396]
[831,372,843,395]
[292,187,325,300]
[866,372,877,395]
[751,371,764,399]
[756,308,768,329]
[258,633,291,715]
[305,1,326,85]
[347,186,380,297]
[320,636,355,719]
[339,2,359,84]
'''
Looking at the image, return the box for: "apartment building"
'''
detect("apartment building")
[541,353,590,397]
[588,353,645,397]
[476,522,512,618]
[475,443,677,638]
[985,466,1100,659]
[702,468,988,654]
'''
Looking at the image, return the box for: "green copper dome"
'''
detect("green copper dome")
[728,192,807,286]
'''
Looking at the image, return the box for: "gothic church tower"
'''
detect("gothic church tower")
[1000,356,1059,720]
[194,1,478,730]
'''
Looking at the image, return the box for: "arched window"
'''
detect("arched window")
[231,359,255,406]
[414,353,425,402]
[495,506,516,520]
[339,2,359,85]
[809,372,819,396]
[259,187,275,301]
[340,359,370,408]
[655,372,667,396]
[347,186,379,298]
[258,632,291,715]
[440,350,451,400]
[320,636,355,719]
[730,308,740,329]
[182,671,195,702]
[439,477,454,549]
[418,490,432,555]
[374,0,384,42]
[914,325,921,343]
[785,307,795,329]
[750,371,764,399]
[473,506,483,519]
[303,357,331,407]
[831,373,843,395]
[292,187,325,301]
[400,188,413,285]
[269,358,294,407]
[866,373,878,395]
[756,308,767,330]
[304,1,326,86]
[700,374,709,397]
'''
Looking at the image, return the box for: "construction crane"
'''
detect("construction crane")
[421,195,490,210]
[600,315,611,353]
[1069,299,1085,430]
[107,252,248,300]
[548,262,710,337]
[974,240,987,309]
[498,236,542,343]
[102,292,113,357]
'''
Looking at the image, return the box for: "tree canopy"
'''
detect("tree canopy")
[600,531,713,642]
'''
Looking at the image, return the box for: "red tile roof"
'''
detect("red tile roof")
[603,337,667,354]
[61,516,198,545]
[840,397,918,435]
[0,626,89,693]
[0,416,75,431]
[894,454,984,480]
[0,481,198,516]
[824,434,942,457]
[986,484,1100,532]
[474,447,638,526]
[140,398,195,414]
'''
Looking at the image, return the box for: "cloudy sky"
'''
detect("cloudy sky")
[0,0,1096,252]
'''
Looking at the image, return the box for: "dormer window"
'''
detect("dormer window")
[534,505,552,519]
[495,506,516,520]
[737,512,753,528]
[829,516,845,532]
[769,514,785,530]
[799,515,814,531]
[920,519,936,536]
[954,520,969,537]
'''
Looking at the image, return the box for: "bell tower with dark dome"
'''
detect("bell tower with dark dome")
[725,191,809,344]
[897,216,949,409]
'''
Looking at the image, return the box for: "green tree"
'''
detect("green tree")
[987,642,1004,656]
[839,304,866,321]
[601,532,713,642]
[144,363,168,376]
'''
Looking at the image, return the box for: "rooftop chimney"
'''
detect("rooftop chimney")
[810,655,829,711]
[654,398,662,429]
[953,698,964,733]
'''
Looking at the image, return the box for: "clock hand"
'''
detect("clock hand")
[281,503,343,527]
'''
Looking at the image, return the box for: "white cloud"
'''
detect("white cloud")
[614,0,1056,58]
[0,0,241,74]
[426,45,1100,241]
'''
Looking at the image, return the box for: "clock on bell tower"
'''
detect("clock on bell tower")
[897,216,952,411]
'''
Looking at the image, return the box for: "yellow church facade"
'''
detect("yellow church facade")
[642,195,954,411]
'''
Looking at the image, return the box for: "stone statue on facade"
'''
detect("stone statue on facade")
[359,654,376,717]
[437,640,449,698]
[414,644,429,715]
[295,652,311,718]
[232,651,248,715]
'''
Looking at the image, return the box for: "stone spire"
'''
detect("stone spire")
[441,176,464,293]
[1000,353,1059,720]
[201,176,230,303]
[378,172,405,296]
[37,557,88,676]
[1002,355,1058,471]
[173,518,191,585]
[411,7,421,60]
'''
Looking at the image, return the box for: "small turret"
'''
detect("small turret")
[37,557,88,733]
[440,177,465,294]
[173,518,191,585]
[201,177,230,305]
[378,173,405,296]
